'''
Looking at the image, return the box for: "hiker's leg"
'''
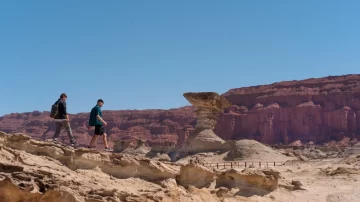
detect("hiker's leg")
[102,133,109,148]
[89,135,99,147]
[53,122,62,139]
[89,126,101,147]
[62,121,76,144]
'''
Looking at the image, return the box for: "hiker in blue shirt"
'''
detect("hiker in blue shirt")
[88,99,113,151]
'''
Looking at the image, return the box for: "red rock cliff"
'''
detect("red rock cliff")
[216,74,360,144]
[2,74,360,146]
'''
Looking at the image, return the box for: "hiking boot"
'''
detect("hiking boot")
[52,138,59,144]
[105,147,113,152]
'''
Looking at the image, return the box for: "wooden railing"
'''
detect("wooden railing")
[202,161,284,169]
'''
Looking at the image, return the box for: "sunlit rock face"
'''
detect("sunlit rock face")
[181,92,231,153]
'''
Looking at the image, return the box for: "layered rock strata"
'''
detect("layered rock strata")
[218,74,360,144]
[181,92,231,153]
[0,132,285,201]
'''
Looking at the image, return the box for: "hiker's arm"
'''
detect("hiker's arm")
[63,102,69,122]
[96,115,107,125]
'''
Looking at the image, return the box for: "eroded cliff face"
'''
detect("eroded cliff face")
[2,74,360,146]
[217,74,360,144]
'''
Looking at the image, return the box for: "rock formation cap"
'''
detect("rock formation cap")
[183,92,231,109]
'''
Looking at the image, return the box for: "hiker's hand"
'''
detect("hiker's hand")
[66,118,70,122]
[87,126,91,130]
[103,122,108,126]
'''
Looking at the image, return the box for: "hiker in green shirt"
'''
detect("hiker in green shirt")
[88,99,113,151]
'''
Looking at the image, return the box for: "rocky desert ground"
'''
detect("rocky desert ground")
[1,131,360,202]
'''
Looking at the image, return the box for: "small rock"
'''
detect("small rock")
[299,155,309,162]
[154,153,171,162]
[293,149,302,155]
[158,178,177,189]
[216,187,229,197]
[291,180,305,190]
[0,163,24,173]
[291,180,303,186]
[34,178,47,193]
[11,172,32,181]
[284,152,295,157]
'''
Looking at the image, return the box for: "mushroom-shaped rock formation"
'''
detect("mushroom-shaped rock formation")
[183,92,231,136]
[181,92,231,153]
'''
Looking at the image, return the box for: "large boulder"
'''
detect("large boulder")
[176,163,216,188]
[181,129,231,153]
[216,169,280,197]
[226,139,291,161]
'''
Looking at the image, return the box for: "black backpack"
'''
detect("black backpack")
[50,100,60,118]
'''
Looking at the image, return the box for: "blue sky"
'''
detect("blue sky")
[1,1,360,116]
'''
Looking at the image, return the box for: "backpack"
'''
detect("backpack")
[50,100,60,118]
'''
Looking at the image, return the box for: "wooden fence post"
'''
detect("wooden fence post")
[231,162,233,168]
[217,163,219,169]
[224,163,225,169]
[259,162,261,167]
[274,162,276,166]
[267,162,268,167]
[245,162,247,168]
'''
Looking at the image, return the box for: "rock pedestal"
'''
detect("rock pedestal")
[184,92,231,139]
[181,92,231,153]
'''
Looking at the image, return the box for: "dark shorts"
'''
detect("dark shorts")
[94,125,105,136]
